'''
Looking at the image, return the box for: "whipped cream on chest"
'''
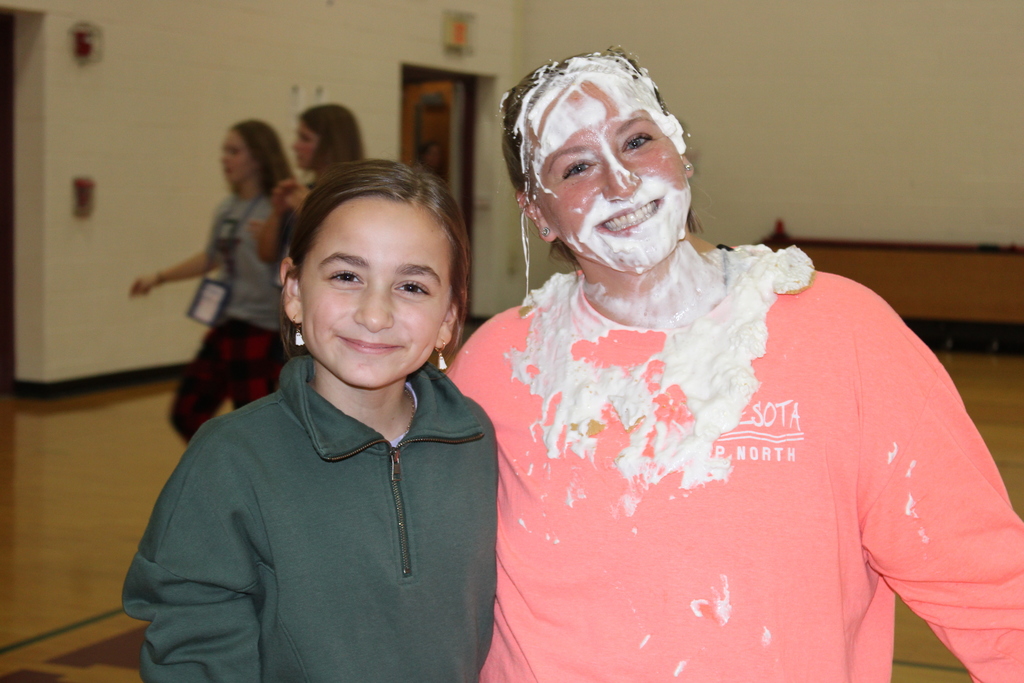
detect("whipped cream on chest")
[508,246,814,513]
[585,240,727,328]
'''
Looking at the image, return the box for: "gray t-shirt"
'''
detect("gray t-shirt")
[204,195,280,331]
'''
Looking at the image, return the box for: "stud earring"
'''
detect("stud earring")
[435,343,448,371]
[294,322,304,347]
[684,163,694,172]
[540,227,550,237]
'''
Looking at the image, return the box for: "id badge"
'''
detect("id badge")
[187,278,232,326]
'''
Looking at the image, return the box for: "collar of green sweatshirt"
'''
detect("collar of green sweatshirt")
[279,354,485,462]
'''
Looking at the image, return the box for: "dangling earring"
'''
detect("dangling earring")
[294,321,304,347]
[435,343,447,371]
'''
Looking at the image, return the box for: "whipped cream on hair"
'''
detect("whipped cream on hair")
[513,51,688,194]
[519,53,693,276]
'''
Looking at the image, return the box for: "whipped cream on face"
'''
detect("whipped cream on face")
[515,53,687,189]
[508,246,814,515]
[516,54,691,275]
[604,201,656,231]
[568,175,691,275]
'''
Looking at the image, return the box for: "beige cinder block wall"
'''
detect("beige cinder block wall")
[7,0,526,383]
[518,1,1024,249]
[11,1,1023,382]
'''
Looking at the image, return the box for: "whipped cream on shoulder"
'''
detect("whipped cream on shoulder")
[508,245,814,515]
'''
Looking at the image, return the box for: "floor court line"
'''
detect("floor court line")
[0,351,1019,682]
[0,609,123,657]
[893,659,969,673]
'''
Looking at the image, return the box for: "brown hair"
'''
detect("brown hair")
[501,47,702,268]
[301,104,365,173]
[281,159,470,359]
[231,120,293,196]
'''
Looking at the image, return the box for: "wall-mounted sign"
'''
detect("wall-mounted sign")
[443,11,473,55]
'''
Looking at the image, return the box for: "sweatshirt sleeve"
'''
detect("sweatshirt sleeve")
[123,432,266,682]
[855,316,1024,680]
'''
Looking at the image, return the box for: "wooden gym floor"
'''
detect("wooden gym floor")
[0,351,1021,681]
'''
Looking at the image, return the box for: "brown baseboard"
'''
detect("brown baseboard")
[905,320,1024,355]
[13,364,186,400]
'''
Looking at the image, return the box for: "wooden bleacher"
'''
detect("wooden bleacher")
[762,222,1024,350]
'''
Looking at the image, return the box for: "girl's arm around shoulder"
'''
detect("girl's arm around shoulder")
[123,422,271,682]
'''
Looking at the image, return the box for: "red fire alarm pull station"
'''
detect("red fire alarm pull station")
[70,22,102,64]
[73,177,95,217]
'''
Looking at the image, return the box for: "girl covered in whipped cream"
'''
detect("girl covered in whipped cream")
[449,48,1024,682]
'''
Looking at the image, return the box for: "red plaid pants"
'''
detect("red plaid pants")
[171,319,283,439]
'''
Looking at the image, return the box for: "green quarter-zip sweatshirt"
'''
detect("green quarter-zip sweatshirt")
[124,355,497,682]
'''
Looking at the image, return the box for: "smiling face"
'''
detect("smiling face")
[292,122,320,172]
[522,76,692,277]
[282,196,455,410]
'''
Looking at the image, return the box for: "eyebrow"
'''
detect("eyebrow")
[544,145,589,174]
[320,253,442,284]
[320,253,367,269]
[398,263,442,283]
[617,115,649,135]
[542,115,651,174]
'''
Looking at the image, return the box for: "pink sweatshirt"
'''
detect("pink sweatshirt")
[450,272,1024,682]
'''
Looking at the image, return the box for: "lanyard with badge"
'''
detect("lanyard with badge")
[187,197,261,326]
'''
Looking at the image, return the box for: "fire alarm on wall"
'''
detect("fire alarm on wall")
[69,22,102,64]
[73,176,95,217]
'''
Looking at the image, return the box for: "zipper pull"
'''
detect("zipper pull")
[390,447,402,482]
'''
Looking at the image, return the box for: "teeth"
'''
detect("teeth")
[603,201,658,232]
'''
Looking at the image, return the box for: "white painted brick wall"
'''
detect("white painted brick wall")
[9,0,523,382]
[520,0,1024,248]
[8,0,1023,382]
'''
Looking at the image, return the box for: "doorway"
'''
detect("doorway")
[400,66,477,237]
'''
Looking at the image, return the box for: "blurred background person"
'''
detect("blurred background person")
[130,119,293,440]
[252,103,364,265]
[416,139,445,177]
